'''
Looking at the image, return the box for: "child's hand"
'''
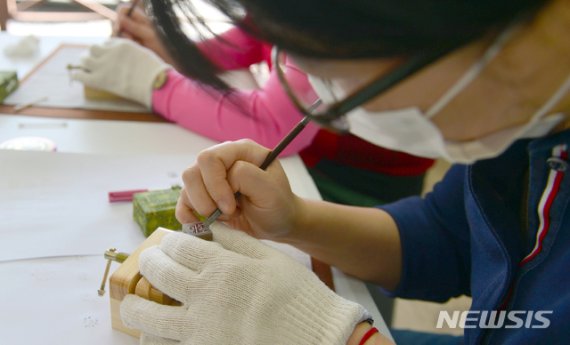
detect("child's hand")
[176,139,304,241]
[113,4,175,66]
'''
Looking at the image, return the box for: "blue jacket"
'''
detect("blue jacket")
[380,130,570,344]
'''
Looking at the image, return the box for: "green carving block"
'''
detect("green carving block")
[133,186,182,237]
[0,71,18,104]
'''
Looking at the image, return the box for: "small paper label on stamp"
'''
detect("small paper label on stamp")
[182,222,210,236]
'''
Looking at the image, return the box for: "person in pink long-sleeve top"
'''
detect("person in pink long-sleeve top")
[109,5,434,208]
[151,27,321,156]
[110,5,318,156]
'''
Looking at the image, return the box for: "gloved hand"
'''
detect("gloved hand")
[71,38,169,108]
[120,223,370,345]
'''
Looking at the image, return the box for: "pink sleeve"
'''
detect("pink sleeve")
[197,27,267,70]
[151,59,320,157]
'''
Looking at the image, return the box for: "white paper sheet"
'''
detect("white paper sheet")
[0,255,138,345]
[0,147,314,263]
[3,45,148,113]
[0,150,194,262]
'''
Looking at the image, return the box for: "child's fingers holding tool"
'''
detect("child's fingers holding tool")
[179,165,220,222]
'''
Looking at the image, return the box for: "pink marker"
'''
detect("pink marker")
[108,189,148,202]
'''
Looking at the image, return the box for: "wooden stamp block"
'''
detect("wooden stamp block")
[108,227,180,338]
[83,86,125,102]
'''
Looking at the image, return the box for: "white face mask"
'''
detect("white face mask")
[307,25,570,164]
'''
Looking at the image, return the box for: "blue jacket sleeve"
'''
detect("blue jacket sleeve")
[378,165,472,302]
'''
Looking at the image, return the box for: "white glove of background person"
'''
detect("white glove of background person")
[120,223,370,345]
[71,38,169,108]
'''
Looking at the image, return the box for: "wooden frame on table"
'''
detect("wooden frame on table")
[0,43,159,121]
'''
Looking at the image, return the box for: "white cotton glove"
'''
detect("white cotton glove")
[71,38,169,108]
[120,223,370,345]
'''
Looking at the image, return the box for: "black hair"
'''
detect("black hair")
[147,0,547,90]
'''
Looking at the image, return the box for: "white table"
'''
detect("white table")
[0,33,390,344]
